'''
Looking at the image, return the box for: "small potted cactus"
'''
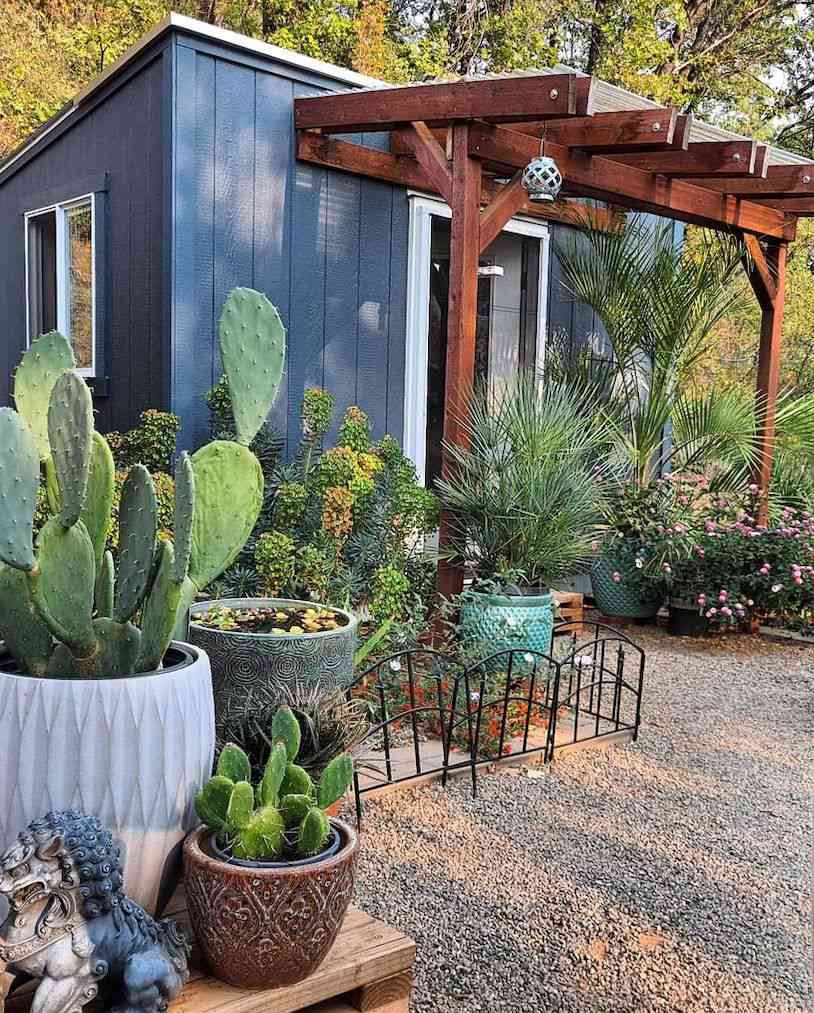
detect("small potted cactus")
[0,287,285,913]
[183,706,358,989]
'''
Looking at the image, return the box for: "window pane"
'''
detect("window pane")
[27,211,57,341]
[65,202,93,370]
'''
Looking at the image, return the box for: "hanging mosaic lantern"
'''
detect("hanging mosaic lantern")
[521,155,562,203]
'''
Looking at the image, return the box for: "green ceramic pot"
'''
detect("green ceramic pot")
[590,556,662,620]
[460,588,555,660]
[188,598,358,739]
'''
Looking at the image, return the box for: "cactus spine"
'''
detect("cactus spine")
[194,709,354,862]
[0,285,285,679]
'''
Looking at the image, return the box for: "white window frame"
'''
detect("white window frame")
[24,193,97,377]
[403,192,550,485]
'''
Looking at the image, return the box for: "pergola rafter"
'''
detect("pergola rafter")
[294,71,814,593]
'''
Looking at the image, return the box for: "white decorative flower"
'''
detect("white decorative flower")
[389,658,402,672]
[635,557,644,569]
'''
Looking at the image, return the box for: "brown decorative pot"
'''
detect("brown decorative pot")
[183,819,359,989]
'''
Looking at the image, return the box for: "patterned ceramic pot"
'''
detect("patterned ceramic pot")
[0,642,215,916]
[183,819,359,988]
[590,556,662,620]
[460,589,555,660]
[188,598,358,738]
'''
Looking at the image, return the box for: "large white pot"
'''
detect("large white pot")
[0,641,214,915]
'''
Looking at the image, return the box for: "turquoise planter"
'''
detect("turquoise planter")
[460,589,555,661]
[590,556,662,620]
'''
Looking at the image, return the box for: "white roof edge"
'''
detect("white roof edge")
[1,14,387,178]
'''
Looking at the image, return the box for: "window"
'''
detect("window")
[26,196,96,374]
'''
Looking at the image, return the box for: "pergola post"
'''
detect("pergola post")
[744,237,788,522]
[436,123,482,599]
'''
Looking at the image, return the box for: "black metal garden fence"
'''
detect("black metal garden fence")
[349,621,646,825]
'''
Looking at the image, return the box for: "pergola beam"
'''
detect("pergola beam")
[295,130,619,229]
[466,122,794,238]
[751,197,814,214]
[528,108,681,151]
[293,73,591,132]
[606,140,763,178]
[699,164,814,197]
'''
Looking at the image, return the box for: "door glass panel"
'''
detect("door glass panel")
[425,216,540,485]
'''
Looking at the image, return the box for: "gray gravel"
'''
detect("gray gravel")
[349,626,814,1012]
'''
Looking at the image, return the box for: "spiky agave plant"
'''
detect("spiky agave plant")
[0,287,285,678]
[436,371,609,589]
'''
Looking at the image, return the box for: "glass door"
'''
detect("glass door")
[425,216,542,485]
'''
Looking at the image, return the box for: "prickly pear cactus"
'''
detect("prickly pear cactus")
[0,283,284,679]
[218,288,286,447]
[194,708,354,863]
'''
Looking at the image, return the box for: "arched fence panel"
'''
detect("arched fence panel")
[349,624,646,825]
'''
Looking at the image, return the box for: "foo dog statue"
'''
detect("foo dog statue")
[0,810,189,1013]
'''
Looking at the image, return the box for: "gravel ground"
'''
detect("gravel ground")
[350,626,813,1013]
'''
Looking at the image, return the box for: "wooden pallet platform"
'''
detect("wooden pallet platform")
[3,905,415,1013]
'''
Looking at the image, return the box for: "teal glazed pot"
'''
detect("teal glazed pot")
[590,556,662,620]
[188,598,358,738]
[460,589,555,661]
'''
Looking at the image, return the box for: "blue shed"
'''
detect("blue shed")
[0,15,665,481]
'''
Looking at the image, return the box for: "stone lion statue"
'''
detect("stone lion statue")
[0,810,189,1013]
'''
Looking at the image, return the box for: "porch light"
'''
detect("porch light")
[521,155,562,203]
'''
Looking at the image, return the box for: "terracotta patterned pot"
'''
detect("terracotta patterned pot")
[183,819,359,988]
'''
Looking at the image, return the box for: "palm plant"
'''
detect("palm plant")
[554,216,752,486]
[435,372,608,590]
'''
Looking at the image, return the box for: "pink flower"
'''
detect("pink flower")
[721,606,732,617]
[694,545,705,558]
[748,483,759,493]
[795,576,803,586]
[674,523,686,534]
[662,562,672,573]
[705,608,717,617]
[697,594,706,606]
[759,565,770,575]
[612,571,621,584]
[718,590,728,602]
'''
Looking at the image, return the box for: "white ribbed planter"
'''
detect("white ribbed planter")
[0,642,214,916]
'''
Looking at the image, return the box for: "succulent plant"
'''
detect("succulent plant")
[0,287,285,678]
[195,706,353,860]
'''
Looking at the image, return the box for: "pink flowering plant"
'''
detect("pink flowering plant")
[657,485,814,629]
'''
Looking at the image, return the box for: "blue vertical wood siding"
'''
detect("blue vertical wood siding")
[171,39,409,452]
[0,49,169,434]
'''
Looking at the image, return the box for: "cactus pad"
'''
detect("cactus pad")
[226,781,254,831]
[114,465,157,622]
[234,806,286,861]
[280,762,313,800]
[13,331,75,459]
[80,433,115,571]
[195,774,235,830]
[218,287,286,447]
[296,806,330,857]
[95,550,115,618]
[137,540,182,672]
[172,451,194,584]
[188,441,263,589]
[0,408,39,571]
[317,753,354,809]
[280,793,313,828]
[30,518,95,653]
[0,562,53,676]
[271,705,302,761]
[259,741,288,807]
[48,372,94,527]
[216,743,252,783]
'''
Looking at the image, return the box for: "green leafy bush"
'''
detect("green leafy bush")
[106,410,180,473]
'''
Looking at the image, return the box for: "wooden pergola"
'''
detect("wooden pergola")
[294,72,814,594]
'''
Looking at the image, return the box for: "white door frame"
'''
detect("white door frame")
[403,192,550,484]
